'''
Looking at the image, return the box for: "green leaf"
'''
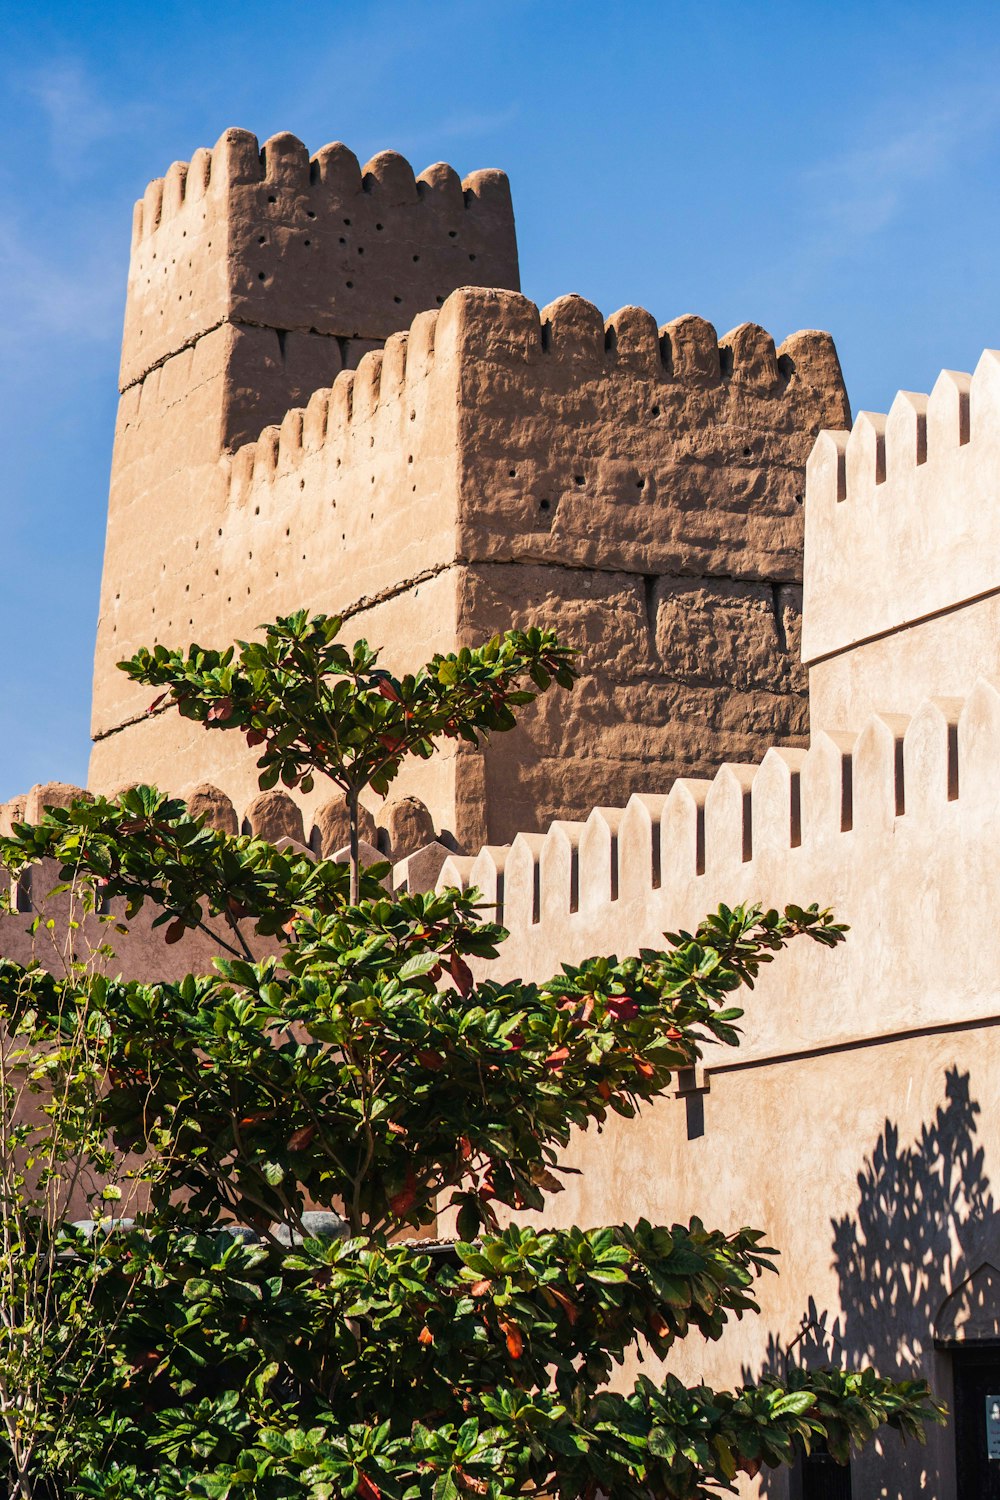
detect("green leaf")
[399,952,442,981]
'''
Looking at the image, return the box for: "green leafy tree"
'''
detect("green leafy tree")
[0,894,154,1499]
[0,612,942,1498]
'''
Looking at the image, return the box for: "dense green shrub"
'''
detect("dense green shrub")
[0,613,942,1498]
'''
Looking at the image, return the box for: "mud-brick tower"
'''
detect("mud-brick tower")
[91,128,851,851]
[91,127,519,808]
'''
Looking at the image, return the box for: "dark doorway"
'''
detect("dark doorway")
[790,1445,851,1499]
[952,1345,1000,1498]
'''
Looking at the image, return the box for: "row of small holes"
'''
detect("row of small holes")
[139,469,428,628]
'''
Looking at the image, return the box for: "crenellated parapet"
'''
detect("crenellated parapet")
[121,128,518,392]
[431,681,998,1069]
[222,283,845,573]
[803,350,1000,728]
[0,776,459,981]
[444,288,848,580]
[0,782,436,866]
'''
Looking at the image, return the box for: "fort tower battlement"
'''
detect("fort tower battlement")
[92,250,850,846]
[121,127,519,394]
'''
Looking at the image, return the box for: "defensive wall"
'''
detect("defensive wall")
[804,349,1000,728]
[431,680,1000,1500]
[91,129,849,849]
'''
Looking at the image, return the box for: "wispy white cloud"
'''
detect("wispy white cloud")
[801,85,1000,253]
[18,57,153,176]
[0,57,137,345]
[385,102,522,162]
[0,216,123,345]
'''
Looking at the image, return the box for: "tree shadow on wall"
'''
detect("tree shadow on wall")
[748,1068,1000,1498]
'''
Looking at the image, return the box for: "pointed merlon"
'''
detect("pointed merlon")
[802,354,1000,671]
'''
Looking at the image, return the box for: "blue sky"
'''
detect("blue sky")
[2,0,1000,799]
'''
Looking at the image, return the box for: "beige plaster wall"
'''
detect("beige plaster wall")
[809,592,1000,731]
[555,1032,986,1500]
[802,349,1000,732]
[429,678,1000,1497]
[442,684,1000,1057]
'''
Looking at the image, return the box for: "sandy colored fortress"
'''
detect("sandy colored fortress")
[5,127,1000,1497]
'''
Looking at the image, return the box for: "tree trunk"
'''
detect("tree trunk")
[347,786,360,906]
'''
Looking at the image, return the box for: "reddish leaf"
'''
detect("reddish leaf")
[547,1286,578,1324]
[387,1121,408,1137]
[378,734,404,753]
[737,1458,761,1479]
[378,679,401,702]
[633,1056,655,1079]
[357,1476,382,1500]
[507,1030,524,1052]
[288,1124,316,1152]
[388,1170,418,1217]
[418,1324,434,1346]
[499,1319,523,1359]
[245,728,266,748]
[458,1135,473,1161]
[164,918,186,945]
[597,1080,613,1101]
[449,951,474,997]
[606,996,639,1021]
[130,1349,161,1372]
[417,1050,444,1071]
[470,1279,491,1297]
[530,1166,564,1193]
[545,1046,570,1071]
[147,691,169,716]
[207,696,233,724]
